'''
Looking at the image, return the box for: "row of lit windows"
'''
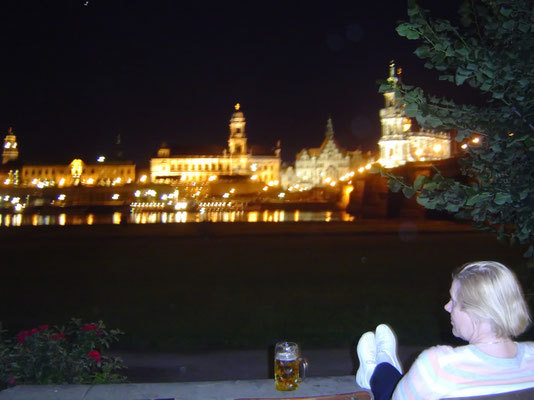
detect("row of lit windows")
[23,168,133,176]
[164,163,276,172]
[170,163,230,172]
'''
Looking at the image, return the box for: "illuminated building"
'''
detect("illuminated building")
[378,62,451,168]
[2,127,19,165]
[150,104,281,185]
[282,118,370,189]
[21,159,136,187]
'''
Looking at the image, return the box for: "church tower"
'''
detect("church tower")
[378,61,451,168]
[228,103,247,156]
[2,127,19,164]
[378,62,413,168]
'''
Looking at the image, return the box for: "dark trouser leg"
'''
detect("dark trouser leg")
[370,362,402,400]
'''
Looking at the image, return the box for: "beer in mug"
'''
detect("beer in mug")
[274,341,308,391]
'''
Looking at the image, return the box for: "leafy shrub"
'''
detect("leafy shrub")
[2,318,126,389]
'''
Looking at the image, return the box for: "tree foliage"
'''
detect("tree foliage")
[381,0,534,257]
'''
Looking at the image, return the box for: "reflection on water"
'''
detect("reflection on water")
[0,210,354,226]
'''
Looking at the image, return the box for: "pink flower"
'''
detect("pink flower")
[30,328,38,334]
[87,350,101,364]
[51,333,66,340]
[39,324,49,331]
[8,378,15,385]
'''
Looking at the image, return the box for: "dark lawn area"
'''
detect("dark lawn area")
[1,222,531,351]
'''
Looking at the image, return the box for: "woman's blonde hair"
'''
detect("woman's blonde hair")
[453,261,531,337]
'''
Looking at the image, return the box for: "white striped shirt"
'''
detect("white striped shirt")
[392,342,534,400]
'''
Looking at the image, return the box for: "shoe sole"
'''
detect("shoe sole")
[356,331,376,389]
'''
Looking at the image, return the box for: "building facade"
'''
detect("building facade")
[281,118,371,189]
[21,159,136,187]
[150,104,281,185]
[378,62,451,168]
[0,127,136,187]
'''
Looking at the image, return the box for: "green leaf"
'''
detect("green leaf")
[414,45,430,58]
[402,186,416,198]
[404,102,419,117]
[518,23,529,33]
[378,83,393,93]
[466,194,480,207]
[494,192,512,205]
[502,20,516,30]
[388,179,402,193]
[425,114,443,128]
[524,138,534,150]
[455,47,469,58]
[396,25,420,39]
[413,174,428,190]
[499,7,512,17]
[455,71,470,85]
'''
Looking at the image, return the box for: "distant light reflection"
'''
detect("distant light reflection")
[0,210,354,226]
[12,214,21,226]
[112,212,121,225]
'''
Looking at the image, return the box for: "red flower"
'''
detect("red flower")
[39,324,49,331]
[81,324,102,335]
[30,328,38,334]
[87,350,101,364]
[8,378,15,385]
[81,324,97,331]
[51,333,66,340]
[17,330,31,343]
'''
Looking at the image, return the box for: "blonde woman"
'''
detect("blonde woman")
[356,261,534,400]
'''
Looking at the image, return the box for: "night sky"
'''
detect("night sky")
[0,0,463,166]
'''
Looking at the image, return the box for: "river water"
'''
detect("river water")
[0,209,355,226]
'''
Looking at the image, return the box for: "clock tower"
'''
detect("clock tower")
[228,103,247,156]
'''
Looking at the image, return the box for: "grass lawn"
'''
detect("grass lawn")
[1,222,531,351]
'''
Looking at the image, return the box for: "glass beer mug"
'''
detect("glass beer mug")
[274,341,308,391]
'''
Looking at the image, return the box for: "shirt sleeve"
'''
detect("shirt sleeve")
[392,346,448,400]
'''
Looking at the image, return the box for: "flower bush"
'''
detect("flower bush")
[1,318,127,389]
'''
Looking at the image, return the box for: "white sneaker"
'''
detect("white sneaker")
[375,324,403,374]
[356,331,377,389]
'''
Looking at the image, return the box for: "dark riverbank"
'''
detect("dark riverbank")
[1,219,530,353]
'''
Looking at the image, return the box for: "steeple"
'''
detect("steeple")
[325,117,334,138]
[384,61,400,108]
[228,103,247,155]
[2,127,19,164]
[387,60,398,87]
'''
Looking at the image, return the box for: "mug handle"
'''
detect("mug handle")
[298,357,308,382]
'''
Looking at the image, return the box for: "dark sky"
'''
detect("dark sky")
[0,0,463,166]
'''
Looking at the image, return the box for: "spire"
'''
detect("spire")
[387,60,398,87]
[112,133,124,160]
[325,117,334,137]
